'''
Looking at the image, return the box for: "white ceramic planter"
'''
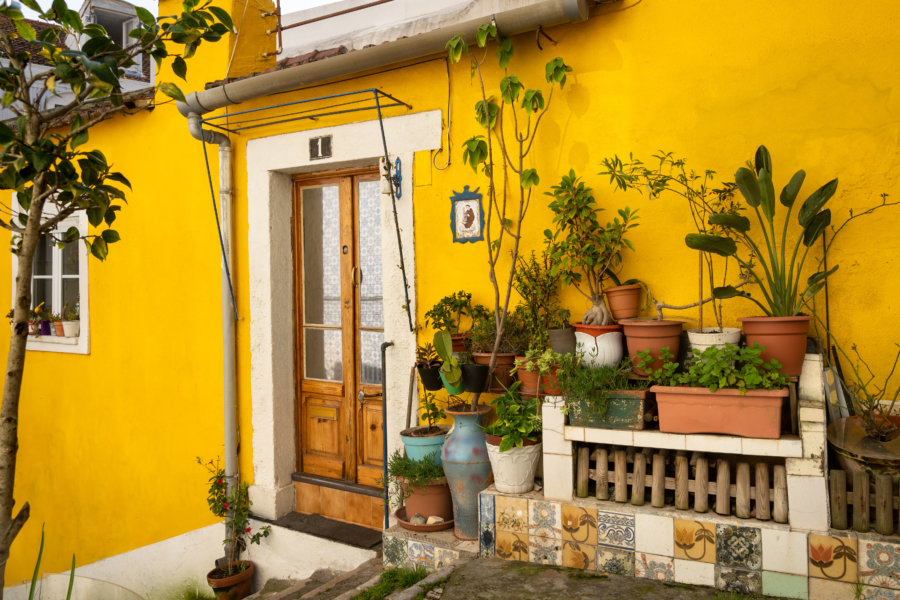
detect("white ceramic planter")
[486,441,542,493]
[62,321,80,338]
[574,331,623,368]
[686,327,740,354]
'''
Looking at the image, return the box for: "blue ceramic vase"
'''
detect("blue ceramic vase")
[442,405,493,539]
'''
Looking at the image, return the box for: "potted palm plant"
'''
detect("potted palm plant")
[644,344,789,439]
[684,145,839,375]
[483,381,542,493]
[199,458,271,600]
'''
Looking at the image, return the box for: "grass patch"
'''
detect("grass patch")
[413,576,448,600]
[165,586,214,600]
[352,567,428,600]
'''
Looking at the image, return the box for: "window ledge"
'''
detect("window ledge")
[26,335,87,354]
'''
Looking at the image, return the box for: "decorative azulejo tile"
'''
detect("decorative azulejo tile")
[562,541,595,570]
[495,496,529,533]
[859,539,900,589]
[716,566,762,594]
[673,519,715,563]
[863,585,900,599]
[716,524,761,571]
[561,504,597,545]
[407,540,434,568]
[495,531,529,562]
[596,547,634,576]
[479,492,495,526]
[635,552,674,581]
[529,535,562,565]
[382,534,408,568]
[808,533,858,583]
[596,509,635,550]
[529,499,562,539]
[434,547,460,569]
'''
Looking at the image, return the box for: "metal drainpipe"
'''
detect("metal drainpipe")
[381,341,393,529]
[188,114,238,485]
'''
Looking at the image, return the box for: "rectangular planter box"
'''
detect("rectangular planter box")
[566,390,646,430]
[651,385,788,439]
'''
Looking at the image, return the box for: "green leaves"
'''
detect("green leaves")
[496,37,513,69]
[520,89,544,114]
[461,136,488,172]
[500,75,522,104]
[475,23,496,47]
[474,98,499,128]
[445,34,465,63]
[14,20,37,42]
[734,166,760,207]
[521,169,539,189]
[685,233,736,257]
[780,169,805,207]
[798,178,838,227]
[158,81,186,102]
[708,212,750,233]
[545,57,571,88]
[172,56,187,80]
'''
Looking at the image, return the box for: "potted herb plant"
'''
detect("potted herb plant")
[199,458,271,600]
[384,449,453,532]
[49,311,63,336]
[644,344,789,439]
[512,348,565,397]
[424,291,489,353]
[61,301,80,337]
[601,151,742,351]
[483,381,542,493]
[558,355,649,430]
[470,309,525,392]
[400,390,448,464]
[415,342,443,391]
[684,145,839,376]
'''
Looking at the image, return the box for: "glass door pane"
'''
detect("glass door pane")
[357,179,383,385]
[301,184,342,382]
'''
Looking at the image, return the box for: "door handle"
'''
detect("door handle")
[351,266,363,288]
[358,389,382,404]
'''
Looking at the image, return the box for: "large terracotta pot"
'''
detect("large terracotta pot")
[652,385,787,439]
[603,284,642,321]
[739,315,811,377]
[573,323,624,368]
[398,476,453,531]
[485,434,542,494]
[400,425,448,464]
[472,352,516,392]
[442,405,493,540]
[207,561,254,600]
[622,320,682,375]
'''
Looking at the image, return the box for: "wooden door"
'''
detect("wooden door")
[294,169,385,489]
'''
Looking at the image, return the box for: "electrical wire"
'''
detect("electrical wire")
[432,57,451,170]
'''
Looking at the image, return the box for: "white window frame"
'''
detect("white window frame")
[10,210,90,355]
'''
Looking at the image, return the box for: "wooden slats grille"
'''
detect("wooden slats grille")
[575,444,788,523]
[829,469,900,535]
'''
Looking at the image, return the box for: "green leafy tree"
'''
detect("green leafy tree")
[0,0,231,589]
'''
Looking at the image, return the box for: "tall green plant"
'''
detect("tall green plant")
[687,145,838,316]
[512,250,564,352]
[544,170,639,326]
[446,25,570,408]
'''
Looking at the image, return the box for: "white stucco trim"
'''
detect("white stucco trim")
[246,110,441,518]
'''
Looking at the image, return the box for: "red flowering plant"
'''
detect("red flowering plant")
[199,458,271,577]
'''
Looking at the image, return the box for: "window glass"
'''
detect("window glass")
[34,235,52,276]
[62,241,78,275]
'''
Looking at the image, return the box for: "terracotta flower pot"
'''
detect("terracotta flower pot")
[473,352,516,392]
[652,385,787,439]
[573,323,624,368]
[397,476,453,531]
[542,366,562,396]
[739,315,811,377]
[515,359,541,396]
[622,320,683,375]
[53,322,64,336]
[207,561,254,600]
[603,283,642,321]
[450,333,470,353]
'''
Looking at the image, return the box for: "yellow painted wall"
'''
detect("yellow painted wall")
[4,0,900,586]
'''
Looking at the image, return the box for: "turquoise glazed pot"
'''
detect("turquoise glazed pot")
[400,425,448,465]
[442,405,493,540]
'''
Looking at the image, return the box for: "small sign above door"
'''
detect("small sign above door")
[309,135,332,160]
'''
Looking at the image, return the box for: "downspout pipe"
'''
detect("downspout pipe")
[188,113,238,484]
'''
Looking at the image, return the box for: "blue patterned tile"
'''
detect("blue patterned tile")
[716,524,761,570]
[596,509,635,550]
[408,540,434,568]
[479,492,496,557]
[529,535,562,565]
[479,492,495,527]
[859,540,900,590]
[434,547,460,569]
[528,499,562,539]
[716,566,762,594]
[596,547,635,575]
[383,535,408,568]
[635,552,674,581]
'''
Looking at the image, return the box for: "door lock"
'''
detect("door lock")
[358,390,382,404]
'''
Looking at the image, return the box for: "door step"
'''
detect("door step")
[247,556,384,600]
[261,511,383,550]
[294,480,386,530]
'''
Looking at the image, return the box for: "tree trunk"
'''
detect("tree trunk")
[582,300,612,326]
[0,192,46,594]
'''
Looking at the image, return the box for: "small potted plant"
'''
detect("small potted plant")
[512,348,565,397]
[400,390,448,463]
[424,291,489,353]
[415,343,443,391]
[483,381,542,493]
[61,302,79,338]
[433,330,464,394]
[199,458,271,600]
[470,309,525,392]
[558,355,649,430]
[644,344,789,439]
[383,449,453,531]
[48,311,63,336]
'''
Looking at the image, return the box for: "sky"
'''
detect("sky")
[18,0,342,20]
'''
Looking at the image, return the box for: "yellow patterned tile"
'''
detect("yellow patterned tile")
[809,533,858,583]
[673,519,716,563]
[495,496,529,533]
[562,504,597,546]
[495,531,529,562]
[563,541,596,570]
